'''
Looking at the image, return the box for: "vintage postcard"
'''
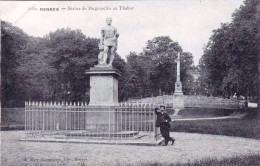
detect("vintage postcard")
[1,0,259,165]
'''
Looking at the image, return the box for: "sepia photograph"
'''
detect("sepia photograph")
[1,0,259,165]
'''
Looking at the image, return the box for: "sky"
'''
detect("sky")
[0,0,244,66]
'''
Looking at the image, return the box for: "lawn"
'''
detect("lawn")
[2,131,259,166]
[166,108,236,118]
[170,108,259,139]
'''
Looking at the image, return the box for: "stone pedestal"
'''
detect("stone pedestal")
[84,107,122,133]
[86,65,121,106]
[172,95,184,109]
[174,81,183,96]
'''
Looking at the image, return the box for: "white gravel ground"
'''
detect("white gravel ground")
[1,131,259,166]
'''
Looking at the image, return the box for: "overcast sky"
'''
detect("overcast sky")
[1,0,244,65]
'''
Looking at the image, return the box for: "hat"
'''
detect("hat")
[159,105,166,109]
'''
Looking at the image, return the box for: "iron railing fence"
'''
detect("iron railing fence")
[25,101,161,141]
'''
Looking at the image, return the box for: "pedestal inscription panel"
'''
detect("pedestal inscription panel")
[86,66,121,106]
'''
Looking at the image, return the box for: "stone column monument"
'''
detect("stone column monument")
[174,53,183,95]
[86,17,121,106]
[172,53,184,112]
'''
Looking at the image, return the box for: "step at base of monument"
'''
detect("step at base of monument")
[170,115,183,119]
[20,131,164,146]
[66,131,139,138]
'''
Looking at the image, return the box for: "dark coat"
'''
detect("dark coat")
[155,109,163,127]
[160,112,171,128]
[155,109,171,128]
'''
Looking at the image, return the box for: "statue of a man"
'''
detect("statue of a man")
[99,17,119,66]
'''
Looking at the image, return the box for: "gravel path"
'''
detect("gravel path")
[172,112,247,121]
[1,131,259,166]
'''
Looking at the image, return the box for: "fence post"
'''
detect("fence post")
[65,102,68,140]
[109,106,111,140]
[42,101,45,131]
[153,104,156,142]
[25,101,27,140]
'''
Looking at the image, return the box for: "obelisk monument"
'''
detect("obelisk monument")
[174,53,183,95]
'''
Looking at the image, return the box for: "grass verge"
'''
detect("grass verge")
[170,108,259,139]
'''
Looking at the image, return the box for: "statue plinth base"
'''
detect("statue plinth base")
[86,65,121,106]
[174,81,183,96]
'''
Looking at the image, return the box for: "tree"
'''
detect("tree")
[16,37,58,101]
[1,21,29,107]
[123,52,153,98]
[121,36,196,99]
[46,28,99,102]
[180,52,196,94]
[112,53,127,101]
[144,36,195,95]
[198,0,259,101]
